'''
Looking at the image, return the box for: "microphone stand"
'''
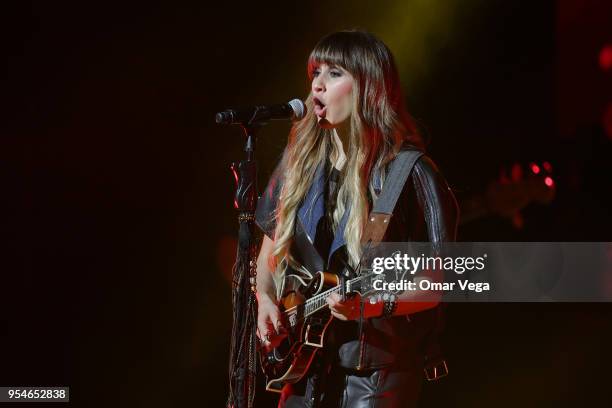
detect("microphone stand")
[227,122,260,408]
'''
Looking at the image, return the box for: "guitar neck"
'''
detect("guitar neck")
[284,274,366,326]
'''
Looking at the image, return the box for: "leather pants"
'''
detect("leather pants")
[278,363,423,408]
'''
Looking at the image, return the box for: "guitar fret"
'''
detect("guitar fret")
[284,273,367,325]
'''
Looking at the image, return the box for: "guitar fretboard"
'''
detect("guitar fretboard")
[283,274,366,327]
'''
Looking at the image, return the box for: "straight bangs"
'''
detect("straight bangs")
[307,35,360,80]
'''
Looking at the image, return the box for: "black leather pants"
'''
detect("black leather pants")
[278,363,423,408]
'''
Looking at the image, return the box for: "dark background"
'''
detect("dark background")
[3,0,612,406]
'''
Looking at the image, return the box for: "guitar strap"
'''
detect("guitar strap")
[362,149,424,245]
[303,152,426,406]
[304,150,445,407]
[361,149,449,382]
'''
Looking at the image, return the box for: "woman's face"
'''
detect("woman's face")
[311,63,354,129]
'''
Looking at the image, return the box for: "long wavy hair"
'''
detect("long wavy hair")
[270,30,423,294]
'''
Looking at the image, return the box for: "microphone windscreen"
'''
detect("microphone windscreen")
[288,99,306,120]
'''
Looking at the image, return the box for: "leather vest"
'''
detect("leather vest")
[255,147,459,370]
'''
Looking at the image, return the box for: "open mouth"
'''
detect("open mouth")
[313,97,327,117]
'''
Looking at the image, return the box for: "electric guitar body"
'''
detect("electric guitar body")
[260,272,338,393]
[259,257,405,393]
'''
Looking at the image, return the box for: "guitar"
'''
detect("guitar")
[260,254,406,393]
[460,160,556,228]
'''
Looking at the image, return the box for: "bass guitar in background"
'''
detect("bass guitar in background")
[459,161,556,229]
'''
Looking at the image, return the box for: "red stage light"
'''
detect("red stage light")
[544,177,554,187]
[599,44,612,71]
[543,162,552,172]
[530,163,541,174]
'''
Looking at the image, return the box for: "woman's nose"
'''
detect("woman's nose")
[312,78,325,92]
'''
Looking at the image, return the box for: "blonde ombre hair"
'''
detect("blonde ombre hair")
[270,30,423,293]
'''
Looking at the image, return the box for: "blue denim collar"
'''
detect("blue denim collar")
[297,162,350,266]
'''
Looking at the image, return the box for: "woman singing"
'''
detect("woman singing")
[255,30,459,407]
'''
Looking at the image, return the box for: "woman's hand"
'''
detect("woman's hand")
[326,292,385,320]
[256,295,287,352]
[326,292,361,321]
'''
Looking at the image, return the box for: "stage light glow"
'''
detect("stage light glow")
[544,177,554,187]
[599,44,612,71]
[374,0,484,94]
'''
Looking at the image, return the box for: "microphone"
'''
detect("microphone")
[215,98,306,125]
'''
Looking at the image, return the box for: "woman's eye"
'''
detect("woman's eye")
[330,70,342,77]
[312,70,320,77]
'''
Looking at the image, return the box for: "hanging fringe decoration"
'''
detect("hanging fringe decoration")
[227,144,259,408]
[227,219,258,408]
